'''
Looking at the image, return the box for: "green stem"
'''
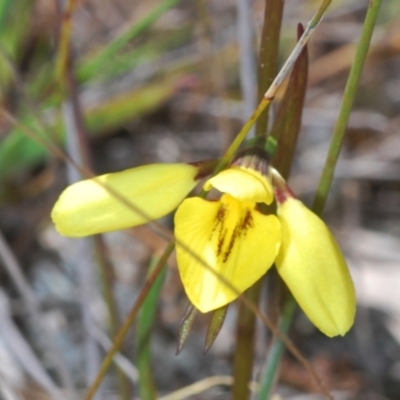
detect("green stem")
[219,0,327,170]
[232,2,284,398]
[84,243,174,400]
[137,256,167,400]
[232,280,263,400]
[199,96,271,197]
[256,295,296,400]
[255,0,284,138]
[309,0,332,28]
[313,0,382,215]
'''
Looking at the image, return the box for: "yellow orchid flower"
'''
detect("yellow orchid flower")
[51,147,356,337]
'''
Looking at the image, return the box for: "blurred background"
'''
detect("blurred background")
[0,0,400,399]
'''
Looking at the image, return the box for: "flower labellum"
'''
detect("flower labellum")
[175,150,281,312]
[175,193,281,312]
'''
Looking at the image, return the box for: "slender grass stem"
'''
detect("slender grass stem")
[256,295,296,400]
[232,280,263,400]
[310,0,331,28]
[313,0,382,215]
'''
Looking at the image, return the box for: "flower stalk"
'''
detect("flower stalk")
[313,0,383,215]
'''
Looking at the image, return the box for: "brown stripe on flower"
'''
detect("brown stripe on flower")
[240,210,254,231]
[223,210,254,263]
[211,203,227,259]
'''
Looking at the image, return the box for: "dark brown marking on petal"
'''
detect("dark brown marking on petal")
[217,227,227,258]
[240,210,254,231]
[223,225,239,263]
[222,210,254,263]
[211,204,227,258]
[216,205,226,223]
[211,204,225,236]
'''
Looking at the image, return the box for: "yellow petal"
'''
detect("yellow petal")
[275,199,356,337]
[175,194,281,312]
[51,163,199,237]
[204,167,273,204]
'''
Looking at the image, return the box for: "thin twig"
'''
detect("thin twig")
[89,323,138,383]
[83,243,174,400]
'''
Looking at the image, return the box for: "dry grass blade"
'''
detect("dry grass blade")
[0,290,62,399]
[0,231,75,394]
[159,375,259,400]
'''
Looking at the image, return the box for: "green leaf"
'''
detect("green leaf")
[77,0,183,82]
[0,77,181,181]
[0,0,33,98]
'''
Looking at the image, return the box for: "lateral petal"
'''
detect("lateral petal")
[275,198,356,337]
[52,163,199,237]
[175,194,281,312]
